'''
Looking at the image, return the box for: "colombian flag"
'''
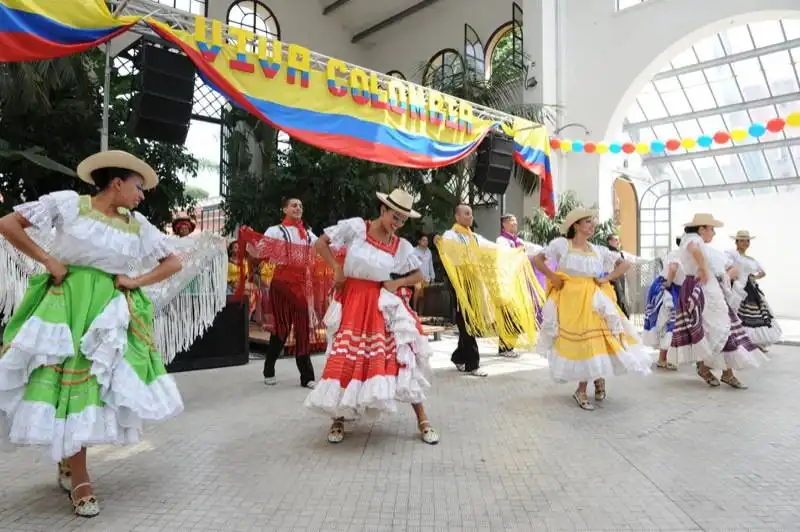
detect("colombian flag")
[512,126,555,218]
[0,0,135,61]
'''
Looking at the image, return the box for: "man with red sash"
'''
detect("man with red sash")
[258,198,318,388]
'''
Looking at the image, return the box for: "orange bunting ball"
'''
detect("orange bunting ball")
[766,118,785,133]
[550,138,562,149]
[713,131,730,144]
[665,139,681,151]
[584,142,597,153]
[622,142,636,154]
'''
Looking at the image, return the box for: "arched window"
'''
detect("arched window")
[484,23,514,79]
[387,70,406,80]
[227,1,280,42]
[422,49,464,91]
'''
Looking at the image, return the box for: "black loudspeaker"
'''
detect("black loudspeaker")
[473,132,515,194]
[167,300,250,373]
[127,39,195,145]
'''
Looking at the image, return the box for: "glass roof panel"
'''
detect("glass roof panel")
[625,20,800,196]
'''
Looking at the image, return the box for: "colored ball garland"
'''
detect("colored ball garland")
[547,112,799,154]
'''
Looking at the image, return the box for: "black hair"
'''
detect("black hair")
[566,225,576,239]
[675,237,682,246]
[282,197,300,208]
[684,226,700,234]
[90,167,139,191]
[227,240,238,256]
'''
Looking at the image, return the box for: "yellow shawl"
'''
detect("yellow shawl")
[437,225,545,348]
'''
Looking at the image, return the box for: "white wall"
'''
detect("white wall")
[361,0,520,81]
[671,192,800,319]
[549,0,800,219]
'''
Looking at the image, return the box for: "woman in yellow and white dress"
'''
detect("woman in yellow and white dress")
[533,209,654,410]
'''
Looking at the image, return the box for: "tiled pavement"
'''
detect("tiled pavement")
[0,336,798,531]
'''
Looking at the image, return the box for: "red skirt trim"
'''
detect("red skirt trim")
[320,278,404,389]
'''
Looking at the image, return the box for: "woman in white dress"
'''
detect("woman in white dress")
[0,150,225,517]
[533,208,653,410]
[726,230,781,349]
[668,215,764,389]
[304,189,439,445]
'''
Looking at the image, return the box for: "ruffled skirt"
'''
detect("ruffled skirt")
[535,276,654,382]
[736,278,782,347]
[0,266,183,462]
[304,278,432,419]
[642,276,680,350]
[668,275,766,370]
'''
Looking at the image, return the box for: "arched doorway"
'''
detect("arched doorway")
[613,177,639,254]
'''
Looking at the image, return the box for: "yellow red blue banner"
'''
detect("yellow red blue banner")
[0,1,554,213]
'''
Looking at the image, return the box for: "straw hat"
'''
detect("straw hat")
[731,230,754,240]
[560,208,596,235]
[77,150,158,191]
[683,213,723,228]
[376,188,421,219]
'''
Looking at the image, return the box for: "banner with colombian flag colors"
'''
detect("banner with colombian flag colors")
[0,0,555,214]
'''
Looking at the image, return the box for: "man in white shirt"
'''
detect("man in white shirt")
[411,234,435,313]
[439,204,495,377]
[261,198,318,389]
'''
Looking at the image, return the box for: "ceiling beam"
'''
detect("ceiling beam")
[625,92,800,132]
[351,0,441,44]
[643,138,800,165]
[671,176,800,195]
[322,0,352,16]
[653,37,800,81]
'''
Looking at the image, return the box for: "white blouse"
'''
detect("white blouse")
[325,218,419,281]
[264,224,318,245]
[725,250,763,278]
[13,190,173,275]
[660,250,686,285]
[679,233,732,277]
[541,237,617,278]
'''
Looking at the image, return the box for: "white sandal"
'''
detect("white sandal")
[468,368,488,377]
[327,420,345,444]
[419,421,440,445]
[71,482,100,518]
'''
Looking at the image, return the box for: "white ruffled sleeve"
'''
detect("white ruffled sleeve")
[393,238,422,275]
[596,245,621,273]
[542,237,568,264]
[13,190,79,231]
[135,212,175,263]
[323,217,365,248]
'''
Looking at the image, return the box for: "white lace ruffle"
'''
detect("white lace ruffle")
[0,295,183,461]
[304,289,432,419]
[744,322,782,347]
[323,217,366,249]
[536,290,654,383]
[642,291,674,350]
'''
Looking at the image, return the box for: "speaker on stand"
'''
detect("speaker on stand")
[472,132,515,195]
[126,37,196,145]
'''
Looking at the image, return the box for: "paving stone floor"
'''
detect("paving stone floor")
[0,336,797,531]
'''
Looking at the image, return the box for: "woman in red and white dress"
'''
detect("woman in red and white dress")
[304,189,439,445]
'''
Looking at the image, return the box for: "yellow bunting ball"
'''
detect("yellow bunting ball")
[560,140,572,152]
[636,142,650,154]
[730,129,748,141]
[681,138,697,150]
[786,112,800,128]
[595,143,609,154]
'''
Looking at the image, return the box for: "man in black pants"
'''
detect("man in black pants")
[438,204,496,378]
[261,198,317,388]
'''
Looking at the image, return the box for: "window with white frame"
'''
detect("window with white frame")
[151,0,206,16]
[616,0,650,11]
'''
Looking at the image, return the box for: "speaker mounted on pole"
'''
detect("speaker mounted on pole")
[126,36,196,145]
[473,131,515,195]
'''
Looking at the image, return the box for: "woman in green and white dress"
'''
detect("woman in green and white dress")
[0,150,225,518]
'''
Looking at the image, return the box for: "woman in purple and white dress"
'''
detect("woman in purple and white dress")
[667,214,765,389]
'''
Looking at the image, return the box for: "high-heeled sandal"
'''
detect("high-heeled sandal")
[594,378,606,401]
[71,482,99,518]
[418,420,440,445]
[57,459,71,493]
[327,420,345,444]
[696,365,720,387]
[572,390,594,411]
